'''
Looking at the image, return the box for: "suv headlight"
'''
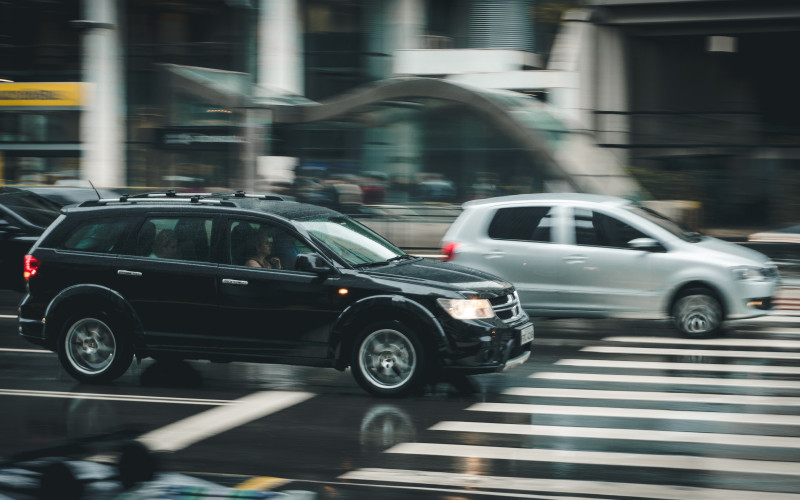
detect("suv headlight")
[437,298,495,320]
[730,266,768,281]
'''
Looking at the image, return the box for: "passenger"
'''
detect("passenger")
[150,229,178,259]
[245,228,282,269]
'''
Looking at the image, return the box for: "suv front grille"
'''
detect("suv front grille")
[490,292,525,324]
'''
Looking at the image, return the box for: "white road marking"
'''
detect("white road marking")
[555,358,800,375]
[582,345,800,359]
[137,390,314,452]
[530,371,800,389]
[430,421,800,448]
[603,336,800,348]
[469,402,800,426]
[339,468,800,500]
[504,387,800,406]
[385,443,800,476]
[0,388,231,405]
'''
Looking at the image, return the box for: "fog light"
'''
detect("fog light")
[747,300,763,307]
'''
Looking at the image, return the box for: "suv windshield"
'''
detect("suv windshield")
[298,215,406,266]
[0,189,62,228]
[627,205,701,242]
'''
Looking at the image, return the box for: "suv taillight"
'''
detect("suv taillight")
[23,255,40,280]
[441,242,460,262]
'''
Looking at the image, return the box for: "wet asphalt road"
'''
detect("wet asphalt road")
[1,289,799,499]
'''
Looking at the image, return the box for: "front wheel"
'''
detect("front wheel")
[351,320,427,397]
[672,288,723,338]
[58,313,133,383]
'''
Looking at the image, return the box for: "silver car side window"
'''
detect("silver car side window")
[488,206,555,242]
[573,208,647,249]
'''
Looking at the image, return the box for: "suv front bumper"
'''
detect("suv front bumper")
[440,318,534,375]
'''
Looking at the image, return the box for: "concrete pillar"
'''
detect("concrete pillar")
[392,0,424,50]
[80,0,124,188]
[258,0,303,94]
[594,25,630,165]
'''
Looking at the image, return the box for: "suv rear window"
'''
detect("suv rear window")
[60,219,133,253]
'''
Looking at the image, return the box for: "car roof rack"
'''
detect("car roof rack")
[78,190,285,207]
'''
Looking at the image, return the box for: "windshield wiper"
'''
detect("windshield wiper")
[686,231,704,242]
[387,254,416,263]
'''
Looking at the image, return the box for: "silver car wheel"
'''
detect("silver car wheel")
[358,328,417,390]
[673,292,722,337]
[64,317,117,376]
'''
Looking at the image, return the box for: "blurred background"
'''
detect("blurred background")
[1,0,799,236]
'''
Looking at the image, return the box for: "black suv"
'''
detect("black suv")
[18,191,533,396]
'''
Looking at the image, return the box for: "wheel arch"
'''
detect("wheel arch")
[666,280,728,319]
[43,284,144,349]
[330,294,448,371]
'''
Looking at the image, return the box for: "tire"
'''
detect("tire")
[57,312,133,383]
[672,288,723,338]
[350,320,427,397]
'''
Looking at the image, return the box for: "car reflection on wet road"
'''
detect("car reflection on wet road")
[1,289,799,499]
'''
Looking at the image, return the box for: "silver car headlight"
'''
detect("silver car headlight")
[729,266,768,281]
[437,298,495,320]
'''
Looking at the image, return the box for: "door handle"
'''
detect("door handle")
[484,250,505,259]
[117,270,142,277]
[563,255,586,265]
[222,279,248,286]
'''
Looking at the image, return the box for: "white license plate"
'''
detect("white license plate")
[520,325,534,345]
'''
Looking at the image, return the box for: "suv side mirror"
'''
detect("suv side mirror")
[628,237,665,252]
[295,253,334,275]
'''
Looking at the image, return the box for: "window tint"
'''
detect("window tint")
[60,219,133,254]
[228,219,310,270]
[488,206,554,242]
[132,217,213,262]
[573,208,647,248]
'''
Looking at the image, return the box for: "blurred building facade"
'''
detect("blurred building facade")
[1,0,799,227]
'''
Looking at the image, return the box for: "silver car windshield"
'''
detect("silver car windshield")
[297,215,407,266]
[627,205,701,242]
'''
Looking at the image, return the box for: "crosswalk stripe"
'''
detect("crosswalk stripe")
[137,391,314,452]
[504,387,800,406]
[602,336,800,348]
[339,468,800,500]
[530,371,800,389]
[430,421,800,448]
[468,402,800,426]
[555,359,800,375]
[385,443,800,476]
[582,345,800,359]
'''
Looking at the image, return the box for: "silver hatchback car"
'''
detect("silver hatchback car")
[442,193,780,337]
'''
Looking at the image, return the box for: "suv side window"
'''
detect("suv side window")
[228,219,311,270]
[60,218,133,254]
[488,206,554,242]
[573,208,647,249]
[132,217,214,262]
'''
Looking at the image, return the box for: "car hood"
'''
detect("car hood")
[362,258,514,298]
[691,236,773,266]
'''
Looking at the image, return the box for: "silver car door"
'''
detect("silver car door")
[565,207,668,316]
[477,204,572,315]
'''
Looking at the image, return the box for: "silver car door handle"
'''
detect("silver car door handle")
[222,279,248,286]
[484,250,505,259]
[117,270,142,277]
[563,255,587,264]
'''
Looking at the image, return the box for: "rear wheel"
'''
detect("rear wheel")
[58,312,133,383]
[351,320,427,397]
[672,288,723,338]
